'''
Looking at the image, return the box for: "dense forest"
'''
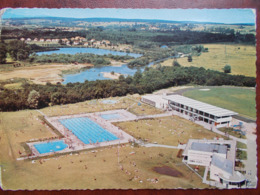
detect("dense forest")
[2,27,255,46]
[0,66,255,111]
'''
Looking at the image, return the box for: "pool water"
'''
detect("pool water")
[59,117,119,144]
[102,100,117,104]
[100,113,122,120]
[34,140,68,154]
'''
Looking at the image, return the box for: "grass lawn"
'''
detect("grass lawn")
[161,44,256,77]
[236,141,247,149]
[236,149,247,160]
[183,87,256,120]
[3,82,23,90]
[218,127,246,139]
[0,105,208,190]
[114,116,225,145]
[41,95,162,117]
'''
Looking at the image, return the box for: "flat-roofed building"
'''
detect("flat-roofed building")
[163,95,238,128]
[183,139,246,188]
[187,142,227,166]
[210,154,246,188]
[141,95,168,109]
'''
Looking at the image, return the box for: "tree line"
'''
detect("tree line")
[0,65,255,111]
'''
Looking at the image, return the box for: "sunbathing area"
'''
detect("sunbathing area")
[25,110,137,159]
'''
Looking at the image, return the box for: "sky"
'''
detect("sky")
[2,8,256,24]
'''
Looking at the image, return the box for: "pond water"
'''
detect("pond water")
[36,47,177,84]
[62,55,176,84]
[36,47,142,58]
[62,64,143,83]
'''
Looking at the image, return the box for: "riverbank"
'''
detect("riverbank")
[0,63,93,85]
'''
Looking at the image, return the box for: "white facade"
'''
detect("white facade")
[183,139,246,188]
[186,142,227,166]
[163,95,238,128]
[141,95,168,109]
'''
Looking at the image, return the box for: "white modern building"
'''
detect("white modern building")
[163,95,238,128]
[182,139,246,188]
[141,95,168,109]
[186,142,227,166]
[210,154,246,188]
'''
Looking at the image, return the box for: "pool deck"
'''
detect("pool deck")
[20,110,136,160]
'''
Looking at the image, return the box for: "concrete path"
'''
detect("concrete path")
[243,133,258,187]
[136,139,186,149]
[137,112,173,120]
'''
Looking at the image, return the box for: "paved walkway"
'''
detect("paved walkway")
[243,133,257,187]
[137,140,186,149]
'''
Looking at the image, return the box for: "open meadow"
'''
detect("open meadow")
[0,63,93,85]
[182,87,256,120]
[114,116,225,145]
[0,96,211,190]
[161,44,256,77]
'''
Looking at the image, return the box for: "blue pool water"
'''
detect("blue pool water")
[59,117,119,144]
[36,47,142,58]
[100,114,122,120]
[102,100,117,104]
[34,140,68,154]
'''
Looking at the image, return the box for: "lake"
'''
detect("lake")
[36,47,142,58]
[36,47,176,84]
[62,64,144,84]
[62,56,176,84]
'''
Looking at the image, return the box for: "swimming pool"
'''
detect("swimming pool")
[102,100,117,104]
[59,117,119,144]
[100,113,122,120]
[34,140,68,154]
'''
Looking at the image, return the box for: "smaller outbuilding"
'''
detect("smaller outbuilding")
[141,95,168,109]
[182,139,246,188]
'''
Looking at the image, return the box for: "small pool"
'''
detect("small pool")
[34,140,68,154]
[100,113,122,120]
[102,100,117,104]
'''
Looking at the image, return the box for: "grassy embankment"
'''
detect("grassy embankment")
[0,96,213,190]
[183,87,256,120]
[161,44,256,77]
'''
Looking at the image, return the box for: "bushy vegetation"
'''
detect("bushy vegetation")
[0,66,255,111]
[31,53,111,66]
[223,64,231,73]
[0,42,7,64]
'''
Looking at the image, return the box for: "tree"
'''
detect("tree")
[0,42,7,64]
[7,40,31,61]
[173,60,181,67]
[27,90,40,108]
[187,55,192,62]
[223,64,231,73]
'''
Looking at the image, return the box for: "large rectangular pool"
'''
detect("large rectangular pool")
[59,117,119,144]
[34,140,68,154]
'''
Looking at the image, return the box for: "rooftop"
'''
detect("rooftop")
[190,142,227,154]
[142,95,167,103]
[163,95,238,117]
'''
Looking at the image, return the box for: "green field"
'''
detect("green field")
[161,44,256,77]
[183,87,256,119]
